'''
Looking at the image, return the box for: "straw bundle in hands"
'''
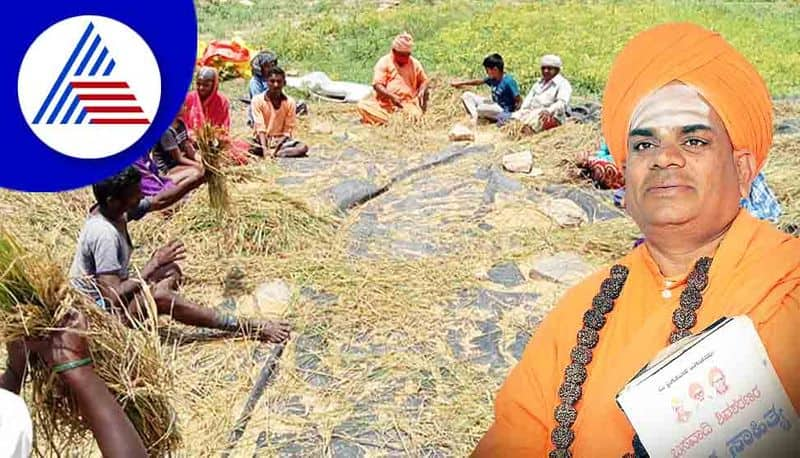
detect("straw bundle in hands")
[0,229,180,455]
[196,122,232,213]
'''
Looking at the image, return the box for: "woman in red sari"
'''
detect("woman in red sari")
[183,67,231,132]
[184,67,251,164]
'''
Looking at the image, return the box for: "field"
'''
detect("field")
[3,0,800,456]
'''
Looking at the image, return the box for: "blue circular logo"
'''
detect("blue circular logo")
[6,1,197,191]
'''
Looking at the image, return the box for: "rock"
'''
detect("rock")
[539,198,589,227]
[530,252,594,285]
[310,121,333,134]
[486,261,525,287]
[502,151,533,174]
[541,185,623,222]
[528,167,544,177]
[252,280,292,316]
[448,123,474,142]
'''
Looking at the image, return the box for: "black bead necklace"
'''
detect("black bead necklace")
[548,257,713,457]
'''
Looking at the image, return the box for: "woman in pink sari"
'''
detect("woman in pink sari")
[183,67,231,132]
[184,67,250,164]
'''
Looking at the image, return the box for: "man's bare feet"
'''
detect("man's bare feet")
[247,319,291,343]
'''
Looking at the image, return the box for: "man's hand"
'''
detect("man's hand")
[390,95,404,109]
[538,109,550,120]
[29,311,90,369]
[143,240,186,281]
[152,275,179,299]
[417,85,429,113]
[450,81,463,89]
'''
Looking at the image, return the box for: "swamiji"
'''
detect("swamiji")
[472,22,800,457]
[356,32,430,125]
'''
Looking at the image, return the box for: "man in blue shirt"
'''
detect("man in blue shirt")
[451,53,521,125]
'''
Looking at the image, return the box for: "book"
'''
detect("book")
[616,315,800,457]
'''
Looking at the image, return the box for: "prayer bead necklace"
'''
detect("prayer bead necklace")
[548,257,713,458]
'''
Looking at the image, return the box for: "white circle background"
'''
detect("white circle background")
[17,15,161,159]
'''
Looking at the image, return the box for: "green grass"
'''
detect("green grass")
[196,0,800,97]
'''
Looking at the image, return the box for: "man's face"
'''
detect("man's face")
[108,183,143,214]
[392,49,411,66]
[196,77,214,99]
[541,66,559,81]
[623,83,753,235]
[267,74,285,94]
[485,67,502,81]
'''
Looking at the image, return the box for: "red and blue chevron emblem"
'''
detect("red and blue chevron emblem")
[33,22,150,126]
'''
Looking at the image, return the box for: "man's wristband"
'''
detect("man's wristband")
[52,357,93,374]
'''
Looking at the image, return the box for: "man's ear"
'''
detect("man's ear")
[733,149,756,199]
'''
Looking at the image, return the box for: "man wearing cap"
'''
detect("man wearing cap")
[512,54,573,134]
[357,32,430,125]
[473,23,800,457]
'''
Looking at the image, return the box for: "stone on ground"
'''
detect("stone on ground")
[539,198,589,227]
[529,252,594,285]
[486,261,525,287]
[448,123,474,142]
[237,279,293,317]
[502,151,533,174]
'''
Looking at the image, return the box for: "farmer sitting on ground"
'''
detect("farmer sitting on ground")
[250,67,309,158]
[151,104,205,184]
[184,67,231,134]
[511,54,573,134]
[451,53,521,125]
[68,167,291,343]
[357,32,430,125]
[473,22,800,456]
[1,312,148,457]
[247,51,308,127]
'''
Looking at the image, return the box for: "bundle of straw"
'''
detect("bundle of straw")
[0,229,180,455]
[196,122,231,213]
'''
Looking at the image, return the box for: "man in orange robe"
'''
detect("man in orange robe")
[357,32,430,125]
[473,22,800,457]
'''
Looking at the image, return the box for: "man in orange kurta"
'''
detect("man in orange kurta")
[473,22,800,457]
[357,32,430,125]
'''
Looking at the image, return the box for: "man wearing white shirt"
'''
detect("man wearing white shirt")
[0,388,32,458]
[512,54,573,134]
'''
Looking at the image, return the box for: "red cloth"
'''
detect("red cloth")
[198,40,251,70]
[183,67,231,133]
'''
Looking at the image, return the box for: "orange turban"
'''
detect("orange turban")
[601,22,773,170]
[392,32,414,53]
